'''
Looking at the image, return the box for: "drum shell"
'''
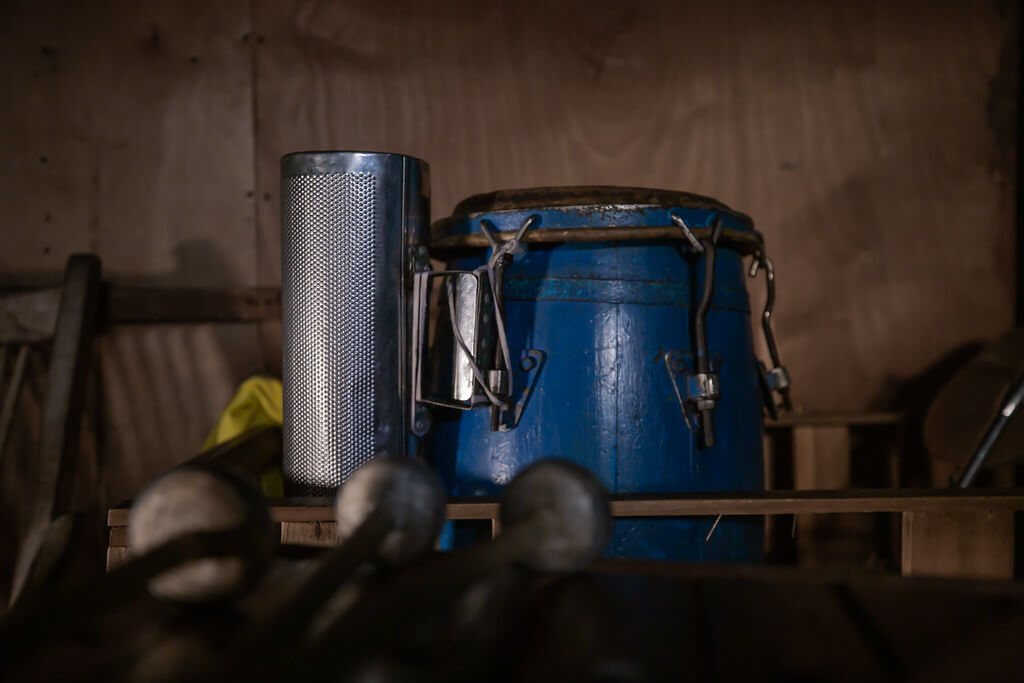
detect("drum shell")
[430,235,764,561]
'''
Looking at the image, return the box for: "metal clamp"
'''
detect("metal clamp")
[685,372,721,410]
[664,351,721,434]
[749,250,793,418]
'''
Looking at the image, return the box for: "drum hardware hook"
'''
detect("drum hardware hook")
[705,514,723,542]
[478,214,541,429]
[663,352,695,431]
[480,213,540,263]
[669,213,704,253]
[504,349,546,431]
[691,217,723,449]
[749,249,793,417]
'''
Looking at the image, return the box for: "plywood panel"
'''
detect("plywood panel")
[252,0,1015,409]
[98,324,263,505]
[0,2,266,510]
[0,0,257,287]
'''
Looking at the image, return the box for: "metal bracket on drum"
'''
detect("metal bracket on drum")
[663,351,722,433]
[749,251,793,419]
[410,214,541,434]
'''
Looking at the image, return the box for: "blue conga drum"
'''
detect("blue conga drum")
[421,187,785,561]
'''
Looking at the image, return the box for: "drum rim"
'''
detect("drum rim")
[450,185,745,216]
[431,185,758,252]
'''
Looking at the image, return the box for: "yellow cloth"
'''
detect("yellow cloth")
[203,376,285,497]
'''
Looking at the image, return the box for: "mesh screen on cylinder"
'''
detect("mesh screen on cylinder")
[282,172,377,494]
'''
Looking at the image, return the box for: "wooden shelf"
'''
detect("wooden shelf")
[106,488,1024,526]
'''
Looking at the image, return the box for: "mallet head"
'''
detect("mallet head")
[334,457,446,565]
[499,459,611,572]
[128,465,274,602]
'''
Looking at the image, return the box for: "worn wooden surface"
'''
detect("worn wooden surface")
[902,510,1015,580]
[106,488,1024,571]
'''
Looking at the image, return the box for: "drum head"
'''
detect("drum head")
[432,185,757,250]
[451,186,741,215]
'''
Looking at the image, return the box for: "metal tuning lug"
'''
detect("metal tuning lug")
[749,249,793,418]
[686,372,721,413]
[690,216,723,448]
[664,351,721,439]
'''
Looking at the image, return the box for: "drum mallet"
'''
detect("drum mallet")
[299,459,612,680]
[207,456,446,680]
[492,458,613,573]
[0,464,275,652]
[127,464,277,602]
[262,456,446,636]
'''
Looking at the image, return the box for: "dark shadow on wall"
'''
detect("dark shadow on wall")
[97,239,265,505]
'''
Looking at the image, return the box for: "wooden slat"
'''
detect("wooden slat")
[104,488,1024,528]
[607,490,1024,517]
[279,520,337,546]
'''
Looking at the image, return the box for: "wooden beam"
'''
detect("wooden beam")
[103,285,281,324]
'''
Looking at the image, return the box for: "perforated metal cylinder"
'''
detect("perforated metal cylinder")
[281,152,429,494]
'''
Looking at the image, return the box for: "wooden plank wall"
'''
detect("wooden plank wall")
[0,0,1017,570]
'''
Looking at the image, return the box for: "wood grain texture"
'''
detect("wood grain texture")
[0,0,257,286]
[0,1,266,520]
[98,323,262,504]
[902,510,1014,580]
[279,520,337,546]
[252,0,1015,408]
